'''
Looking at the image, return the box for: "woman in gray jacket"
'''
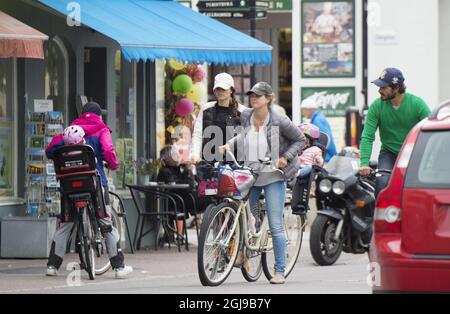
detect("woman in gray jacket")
[220,82,305,284]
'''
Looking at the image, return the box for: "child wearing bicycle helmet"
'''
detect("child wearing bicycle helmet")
[297,123,324,177]
[62,125,85,145]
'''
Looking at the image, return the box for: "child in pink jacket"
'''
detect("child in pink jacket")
[297,123,324,177]
[291,123,325,215]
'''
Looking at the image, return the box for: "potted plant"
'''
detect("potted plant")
[133,157,162,185]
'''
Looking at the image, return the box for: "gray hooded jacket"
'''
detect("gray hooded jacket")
[228,108,305,180]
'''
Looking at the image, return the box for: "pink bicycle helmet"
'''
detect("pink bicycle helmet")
[63,125,85,145]
[298,123,320,140]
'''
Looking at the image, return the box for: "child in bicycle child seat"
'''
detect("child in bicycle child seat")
[157,145,196,240]
[45,102,132,279]
[291,123,324,215]
[297,123,324,177]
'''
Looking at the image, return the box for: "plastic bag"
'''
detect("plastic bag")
[233,169,255,198]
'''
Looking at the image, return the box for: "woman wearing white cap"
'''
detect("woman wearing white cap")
[190,72,246,163]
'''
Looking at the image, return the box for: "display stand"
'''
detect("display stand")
[25,111,64,217]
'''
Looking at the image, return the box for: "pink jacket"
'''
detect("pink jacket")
[299,146,324,167]
[46,113,119,186]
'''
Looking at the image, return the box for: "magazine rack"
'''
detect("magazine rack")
[25,111,64,217]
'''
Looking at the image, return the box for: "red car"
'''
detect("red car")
[370,101,450,293]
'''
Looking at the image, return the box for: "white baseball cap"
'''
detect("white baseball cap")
[213,72,234,90]
[301,98,319,109]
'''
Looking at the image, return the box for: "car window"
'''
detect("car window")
[405,131,450,188]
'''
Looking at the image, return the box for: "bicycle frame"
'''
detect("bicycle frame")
[221,197,271,254]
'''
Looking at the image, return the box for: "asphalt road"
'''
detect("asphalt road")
[0,231,371,294]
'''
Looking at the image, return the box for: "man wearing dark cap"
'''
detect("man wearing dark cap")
[81,101,103,116]
[359,68,431,196]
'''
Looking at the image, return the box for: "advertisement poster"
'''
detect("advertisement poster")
[301,86,355,152]
[302,0,354,77]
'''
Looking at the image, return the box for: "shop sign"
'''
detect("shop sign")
[301,87,355,117]
[34,99,53,112]
[202,10,267,18]
[197,0,270,10]
[269,0,291,11]
[198,0,269,19]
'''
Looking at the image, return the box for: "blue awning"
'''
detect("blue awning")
[37,0,272,64]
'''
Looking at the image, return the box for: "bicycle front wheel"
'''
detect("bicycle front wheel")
[241,199,265,282]
[197,202,241,286]
[94,209,120,275]
[261,206,305,281]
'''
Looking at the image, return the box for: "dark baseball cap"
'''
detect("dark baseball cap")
[82,101,107,116]
[372,68,405,87]
[246,82,273,96]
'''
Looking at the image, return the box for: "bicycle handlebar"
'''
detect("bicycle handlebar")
[224,150,284,175]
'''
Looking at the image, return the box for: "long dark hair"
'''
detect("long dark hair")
[213,87,240,118]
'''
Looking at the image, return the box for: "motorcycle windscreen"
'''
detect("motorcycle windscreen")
[324,156,360,181]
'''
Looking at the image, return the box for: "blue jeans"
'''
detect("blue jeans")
[376,150,398,197]
[249,180,286,275]
[297,164,313,178]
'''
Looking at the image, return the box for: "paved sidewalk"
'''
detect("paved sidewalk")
[0,229,201,293]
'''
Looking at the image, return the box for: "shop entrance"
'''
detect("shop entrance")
[84,47,107,107]
[278,28,292,117]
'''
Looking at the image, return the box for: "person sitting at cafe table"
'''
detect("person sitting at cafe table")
[156,145,196,238]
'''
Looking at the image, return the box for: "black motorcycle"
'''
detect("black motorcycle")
[308,156,389,266]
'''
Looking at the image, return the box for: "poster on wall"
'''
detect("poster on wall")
[301,86,355,151]
[302,0,355,77]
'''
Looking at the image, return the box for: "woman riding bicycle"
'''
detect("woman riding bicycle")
[45,102,132,279]
[220,82,305,284]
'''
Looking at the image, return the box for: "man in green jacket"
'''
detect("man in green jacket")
[359,68,430,196]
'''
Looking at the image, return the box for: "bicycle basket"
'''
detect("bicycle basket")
[218,165,238,197]
[233,168,255,198]
[218,165,255,198]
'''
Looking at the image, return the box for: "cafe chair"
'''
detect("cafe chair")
[126,184,187,252]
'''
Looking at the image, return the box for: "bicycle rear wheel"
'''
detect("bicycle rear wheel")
[78,208,95,280]
[109,192,124,242]
[197,202,241,286]
[261,206,305,280]
[240,244,263,282]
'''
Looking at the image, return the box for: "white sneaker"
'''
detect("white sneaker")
[46,266,58,276]
[115,265,133,279]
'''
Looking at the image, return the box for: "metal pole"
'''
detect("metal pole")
[250,4,256,86]
[362,0,368,110]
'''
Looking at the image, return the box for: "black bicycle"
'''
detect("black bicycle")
[54,144,112,280]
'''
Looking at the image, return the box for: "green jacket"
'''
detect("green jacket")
[359,93,430,166]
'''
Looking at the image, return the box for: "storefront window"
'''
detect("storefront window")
[0,58,16,197]
[44,37,68,120]
[114,51,136,189]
